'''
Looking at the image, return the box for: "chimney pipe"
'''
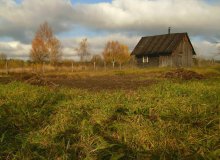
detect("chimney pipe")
[168,27,171,34]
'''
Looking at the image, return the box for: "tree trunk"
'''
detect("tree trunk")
[112,61,115,69]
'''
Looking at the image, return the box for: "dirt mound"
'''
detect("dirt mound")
[164,69,204,80]
[24,74,59,87]
[0,76,13,84]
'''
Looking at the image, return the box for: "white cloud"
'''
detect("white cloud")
[0,0,220,60]
[0,34,139,60]
[0,0,74,42]
[1,0,220,41]
[63,34,220,60]
[61,34,140,59]
[0,34,219,60]
[0,41,31,59]
[193,41,220,59]
[73,0,220,37]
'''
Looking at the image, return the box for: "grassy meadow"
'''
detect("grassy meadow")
[0,66,220,159]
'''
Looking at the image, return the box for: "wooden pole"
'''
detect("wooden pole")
[42,62,45,74]
[72,61,74,72]
[22,61,24,74]
[104,62,106,71]
[32,63,35,73]
[5,60,8,75]
[93,61,96,70]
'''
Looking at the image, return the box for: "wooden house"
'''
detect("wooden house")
[131,33,196,67]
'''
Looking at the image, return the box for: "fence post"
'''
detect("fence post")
[104,62,106,71]
[32,63,35,73]
[71,61,74,72]
[42,62,45,74]
[22,61,24,74]
[5,60,8,75]
[93,61,96,70]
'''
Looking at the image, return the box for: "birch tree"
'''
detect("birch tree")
[30,22,62,65]
[0,53,7,61]
[75,38,90,62]
[102,41,130,69]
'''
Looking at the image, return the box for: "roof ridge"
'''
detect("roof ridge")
[132,32,193,56]
[142,32,187,38]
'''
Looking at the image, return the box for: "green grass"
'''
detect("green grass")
[0,68,220,159]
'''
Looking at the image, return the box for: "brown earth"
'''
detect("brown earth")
[164,68,204,80]
[0,73,158,91]
[0,69,205,91]
[0,76,13,84]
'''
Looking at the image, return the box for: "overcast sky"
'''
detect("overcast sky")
[0,0,220,60]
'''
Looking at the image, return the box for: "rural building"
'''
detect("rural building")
[131,33,196,67]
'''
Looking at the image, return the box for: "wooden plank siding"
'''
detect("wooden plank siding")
[171,36,193,67]
[159,56,173,67]
[136,56,159,67]
[132,33,196,67]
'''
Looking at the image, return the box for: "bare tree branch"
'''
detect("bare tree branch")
[30,22,62,65]
[75,38,90,62]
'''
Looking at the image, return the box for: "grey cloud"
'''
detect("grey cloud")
[72,0,220,39]
[1,0,220,42]
[0,0,220,60]
[0,41,31,59]
[0,0,74,43]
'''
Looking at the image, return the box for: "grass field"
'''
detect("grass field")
[0,66,220,159]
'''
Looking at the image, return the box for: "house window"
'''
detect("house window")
[142,56,149,63]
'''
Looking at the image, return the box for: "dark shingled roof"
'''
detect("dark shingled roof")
[131,33,196,56]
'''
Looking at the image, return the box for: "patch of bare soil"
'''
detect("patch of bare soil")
[1,69,206,90]
[23,74,59,87]
[164,69,204,80]
[0,76,13,84]
[0,73,158,91]
[1,73,157,91]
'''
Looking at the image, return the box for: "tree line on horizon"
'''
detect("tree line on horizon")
[29,22,131,67]
[1,22,220,69]
[0,22,132,69]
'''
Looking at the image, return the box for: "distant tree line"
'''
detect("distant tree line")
[1,22,220,73]
[29,22,131,69]
[0,53,7,61]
